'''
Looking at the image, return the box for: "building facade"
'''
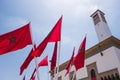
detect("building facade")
[49,10,120,80]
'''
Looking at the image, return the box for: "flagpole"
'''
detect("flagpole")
[29,22,40,80]
[56,41,61,78]
[34,56,40,80]
[56,16,62,79]
[47,56,50,80]
[47,66,50,80]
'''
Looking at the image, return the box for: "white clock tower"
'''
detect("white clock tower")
[91,10,112,42]
[49,9,120,80]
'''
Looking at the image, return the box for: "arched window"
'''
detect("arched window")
[58,76,62,80]
[69,71,76,80]
[91,69,96,80]
[115,73,120,80]
[104,76,108,80]
[111,74,115,80]
[91,69,96,77]
[108,75,111,80]
[93,14,100,25]
[101,77,104,80]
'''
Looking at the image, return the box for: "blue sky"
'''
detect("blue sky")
[0,0,120,80]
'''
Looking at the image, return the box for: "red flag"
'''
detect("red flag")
[0,23,32,55]
[38,56,48,67]
[30,56,48,80]
[23,75,25,80]
[74,37,86,71]
[30,74,35,80]
[50,42,58,71]
[31,75,35,80]
[20,45,36,75]
[30,69,36,80]
[20,48,33,75]
[31,16,62,57]
[30,36,48,57]
[92,77,96,80]
[32,75,35,80]
[48,16,62,42]
[65,47,75,76]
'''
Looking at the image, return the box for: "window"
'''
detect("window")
[93,14,100,25]
[91,69,96,78]
[101,77,104,80]
[108,75,111,80]
[100,13,107,23]
[69,71,76,80]
[58,76,62,80]
[104,76,108,80]
[111,74,115,80]
[91,69,97,80]
[115,73,120,80]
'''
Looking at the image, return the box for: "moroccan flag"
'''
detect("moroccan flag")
[38,56,48,67]
[74,36,86,71]
[30,69,36,80]
[31,16,62,57]
[30,56,48,80]
[50,42,58,71]
[31,75,35,80]
[30,74,35,80]
[65,47,75,76]
[20,45,36,75]
[48,16,62,42]
[30,71,36,80]
[32,75,35,80]
[0,23,32,55]
[30,36,48,57]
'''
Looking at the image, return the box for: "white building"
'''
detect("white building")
[49,10,120,80]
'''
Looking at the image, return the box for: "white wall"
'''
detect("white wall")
[86,46,119,73]
[114,47,120,74]
[95,22,112,42]
[52,46,120,80]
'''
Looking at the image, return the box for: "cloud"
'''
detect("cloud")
[62,35,73,45]
[40,0,94,18]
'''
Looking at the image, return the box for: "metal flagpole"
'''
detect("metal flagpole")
[56,16,62,79]
[47,56,50,80]
[56,41,61,79]
[29,22,40,80]
[34,56,40,80]
[56,15,62,79]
